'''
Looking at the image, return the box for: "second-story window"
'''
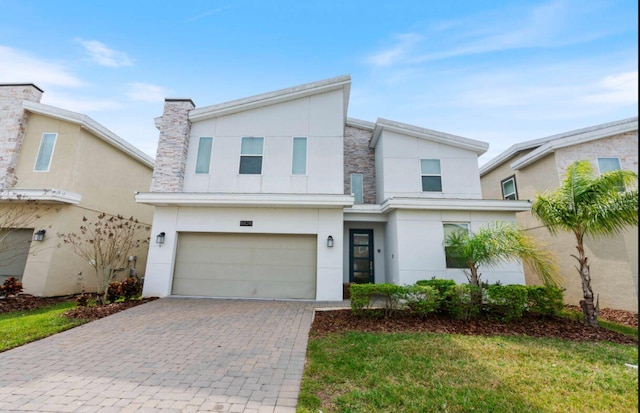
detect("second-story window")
[292,137,307,175]
[597,157,621,174]
[501,175,518,200]
[351,173,364,204]
[34,133,57,172]
[239,137,264,174]
[195,137,213,174]
[421,159,442,192]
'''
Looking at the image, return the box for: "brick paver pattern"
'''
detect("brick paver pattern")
[0,298,330,412]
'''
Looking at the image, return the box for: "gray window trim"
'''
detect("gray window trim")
[501,175,518,200]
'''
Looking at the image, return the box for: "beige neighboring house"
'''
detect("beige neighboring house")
[480,117,638,312]
[0,84,154,296]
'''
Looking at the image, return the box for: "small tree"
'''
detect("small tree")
[446,222,561,291]
[58,214,150,304]
[532,160,638,327]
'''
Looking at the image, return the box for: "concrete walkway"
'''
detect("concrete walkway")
[0,298,338,412]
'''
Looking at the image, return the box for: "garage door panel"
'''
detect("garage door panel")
[173,233,317,299]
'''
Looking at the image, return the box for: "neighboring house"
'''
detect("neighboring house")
[480,118,638,311]
[0,84,154,296]
[137,75,531,301]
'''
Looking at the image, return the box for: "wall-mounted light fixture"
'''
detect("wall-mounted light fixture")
[156,232,166,245]
[33,229,46,242]
[327,235,334,248]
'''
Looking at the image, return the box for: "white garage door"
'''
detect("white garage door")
[172,233,317,299]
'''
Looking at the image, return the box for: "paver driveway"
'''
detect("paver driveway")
[0,298,329,413]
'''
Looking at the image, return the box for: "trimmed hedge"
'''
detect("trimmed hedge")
[351,280,564,320]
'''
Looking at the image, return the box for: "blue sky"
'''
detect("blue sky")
[1,0,637,164]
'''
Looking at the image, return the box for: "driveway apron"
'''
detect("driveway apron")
[0,298,326,413]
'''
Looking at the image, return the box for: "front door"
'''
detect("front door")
[349,229,374,284]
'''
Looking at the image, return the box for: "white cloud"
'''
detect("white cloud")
[0,45,85,87]
[185,7,230,23]
[366,33,421,67]
[126,83,168,103]
[77,39,134,68]
[581,71,638,105]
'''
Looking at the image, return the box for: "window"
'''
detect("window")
[501,175,518,200]
[292,137,307,175]
[597,157,621,174]
[34,133,57,172]
[597,157,624,191]
[239,137,264,174]
[443,222,469,269]
[195,137,213,174]
[351,173,364,204]
[421,159,442,192]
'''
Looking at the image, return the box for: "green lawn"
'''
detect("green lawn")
[299,332,638,413]
[0,301,88,352]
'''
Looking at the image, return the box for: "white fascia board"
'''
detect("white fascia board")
[481,117,638,176]
[343,204,387,222]
[0,189,82,204]
[380,197,531,212]
[135,192,355,208]
[346,117,375,131]
[511,118,639,170]
[23,101,155,169]
[189,75,352,122]
[370,118,489,154]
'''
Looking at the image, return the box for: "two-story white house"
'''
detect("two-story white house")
[137,75,530,301]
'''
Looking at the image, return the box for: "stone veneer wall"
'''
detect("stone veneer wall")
[150,99,196,192]
[0,84,43,189]
[344,125,376,204]
[555,131,639,176]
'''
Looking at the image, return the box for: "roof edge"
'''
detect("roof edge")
[23,101,155,169]
[188,75,351,122]
[371,118,489,154]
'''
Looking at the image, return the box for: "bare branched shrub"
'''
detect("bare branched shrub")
[58,214,150,305]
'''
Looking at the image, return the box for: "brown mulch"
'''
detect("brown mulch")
[311,309,637,345]
[0,294,158,321]
[63,297,158,320]
[565,304,638,328]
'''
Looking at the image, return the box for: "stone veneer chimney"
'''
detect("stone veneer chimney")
[150,98,196,192]
[0,84,44,189]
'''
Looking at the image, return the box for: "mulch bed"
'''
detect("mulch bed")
[63,297,159,320]
[0,294,158,320]
[311,309,638,345]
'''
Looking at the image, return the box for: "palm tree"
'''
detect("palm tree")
[532,160,638,327]
[446,222,560,290]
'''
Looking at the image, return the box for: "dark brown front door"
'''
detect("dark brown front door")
[349,229,374,284]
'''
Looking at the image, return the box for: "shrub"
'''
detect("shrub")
[350,283,405,317]
[0,277,23,298]
[75,293,89,307]
[486,284,528,322]
[447,284,481,320]
[416,278,457,313]
[402,285,440,317]
[106,277,143,303]
[527,286,564,316]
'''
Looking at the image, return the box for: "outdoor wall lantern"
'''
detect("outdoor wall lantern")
[33,229,46,242]
[327,235,334,248]
[156,232,166,245]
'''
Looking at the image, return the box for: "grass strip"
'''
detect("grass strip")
[0,301,87,352]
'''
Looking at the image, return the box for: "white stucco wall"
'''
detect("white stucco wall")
[377,130,482,201]
[142,206,344,301]
[183,89,345,195]
[386,209,525,286]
